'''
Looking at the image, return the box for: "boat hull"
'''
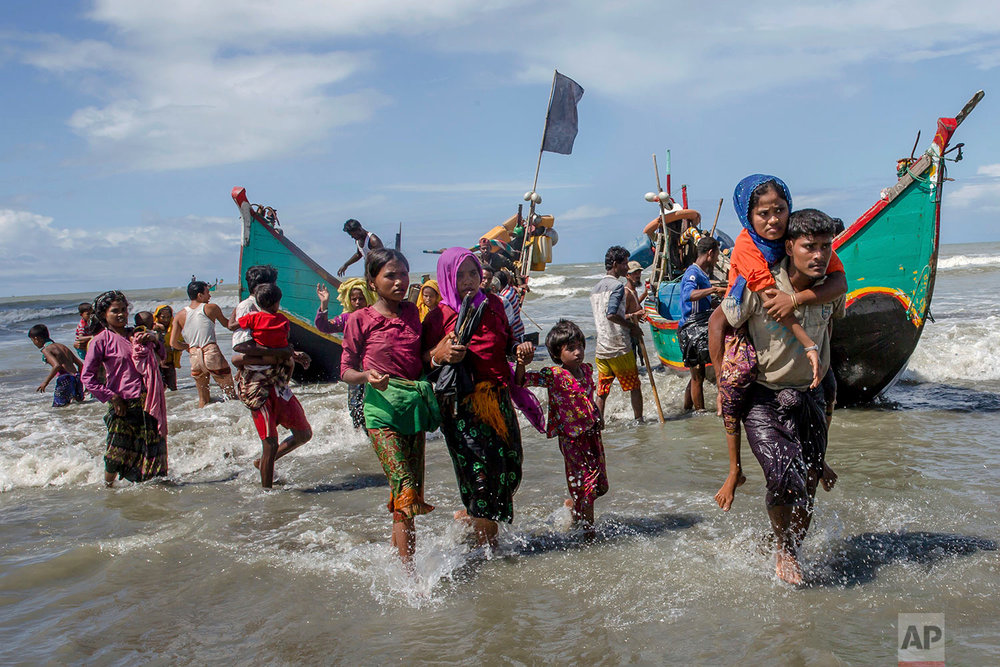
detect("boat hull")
[233,187,345,383]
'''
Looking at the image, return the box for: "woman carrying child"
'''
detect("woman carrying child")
[341,249,440,567]
[81,290,168,486]
[515,319,608,529]
[422,247,534,547]
[316,277,376,429]
[709,174,846,511]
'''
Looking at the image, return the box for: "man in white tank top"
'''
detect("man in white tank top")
[170,280,237,407]
[337,218,383,277]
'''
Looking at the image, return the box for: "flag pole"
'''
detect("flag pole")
[531,69,559,193]
[521,70,558,278]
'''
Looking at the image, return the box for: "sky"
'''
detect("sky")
[1,0,998,297]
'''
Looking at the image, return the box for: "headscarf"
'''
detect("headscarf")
[416,279,440,321]
[337,277,376,313]
[728,174,792,305]
[733,173,792,267]
[436,247,485,313]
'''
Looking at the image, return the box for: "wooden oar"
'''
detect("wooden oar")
[637,333,665,423]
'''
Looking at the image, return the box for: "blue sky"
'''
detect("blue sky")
[1,0,998,296]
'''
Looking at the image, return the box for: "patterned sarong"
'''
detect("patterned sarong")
[742,383,827,508]
[440,382,523,523]
[104,397,167,482]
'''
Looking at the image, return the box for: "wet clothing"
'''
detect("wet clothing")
[367,428,433,521]
[523,365,608,519]
[180,303,218,348]
[103,397,167,482]
[595,351,639,397]
[341,300,435,520]
[237,360,294,412]
[678,310,712,368]
[250,385,310,441]
[440,383,523,522]
[53,372,85,407]
[237,311,290,349]
[743,384,827,507]
[499,284,526,343]
[188,342,233,389]
[429,248,525,522]
[719,327,758,436]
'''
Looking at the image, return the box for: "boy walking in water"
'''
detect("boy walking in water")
[29,324,85,406]
[170,280,237,407]
[720,209,843,585]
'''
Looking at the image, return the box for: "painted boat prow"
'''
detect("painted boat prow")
[233,187,345,383]
[831,90,983,403]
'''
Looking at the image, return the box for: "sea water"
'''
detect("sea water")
[0,244,998,663]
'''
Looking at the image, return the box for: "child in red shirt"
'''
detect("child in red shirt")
[235,282,311,489]
[237,283,290,349]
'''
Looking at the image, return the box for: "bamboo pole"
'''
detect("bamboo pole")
[637,335,665,423]
[709,198,723,237]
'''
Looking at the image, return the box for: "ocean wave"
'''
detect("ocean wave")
[530,286,591,300]
[0,306,72,327]
[937,254,1000,271]
[526,274,566,287]
[905,314,1000,382]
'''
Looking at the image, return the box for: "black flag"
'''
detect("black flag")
[541,72,584,155]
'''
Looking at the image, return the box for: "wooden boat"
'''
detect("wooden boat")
[644,91,984,403]
[232,187,344,382]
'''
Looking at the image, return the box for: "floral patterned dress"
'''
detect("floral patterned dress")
[523,364,608,519]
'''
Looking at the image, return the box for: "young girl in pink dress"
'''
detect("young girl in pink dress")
[515,319,608,528]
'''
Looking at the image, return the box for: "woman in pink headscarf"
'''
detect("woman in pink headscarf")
[422,247,535,547]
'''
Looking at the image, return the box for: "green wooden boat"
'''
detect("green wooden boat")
[233,187,344,382]
[644,91,984,403]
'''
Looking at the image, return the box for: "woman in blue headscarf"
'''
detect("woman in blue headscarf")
[709,175,847,515]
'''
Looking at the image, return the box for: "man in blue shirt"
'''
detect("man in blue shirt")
[678,236,725,410]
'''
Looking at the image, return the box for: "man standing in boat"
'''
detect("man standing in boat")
[678,237,726,411]
[337,219,384,277]
[590,246,644,422]
[720,209,843,585]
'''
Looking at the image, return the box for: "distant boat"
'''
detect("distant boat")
[643,90,984,404]
[232,187,343,382]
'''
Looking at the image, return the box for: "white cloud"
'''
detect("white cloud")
[0,208,240,291]
[978,164,1000,178]
[559,204,616,221]
[16,0,1000,170]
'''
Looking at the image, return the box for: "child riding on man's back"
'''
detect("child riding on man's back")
[237,283,290,351]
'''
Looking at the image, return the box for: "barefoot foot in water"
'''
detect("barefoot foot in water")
[775,548,803,585]
[713,471,747,511]
[821,462,838,492]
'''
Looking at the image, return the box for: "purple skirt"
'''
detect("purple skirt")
[743,383,827,508]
